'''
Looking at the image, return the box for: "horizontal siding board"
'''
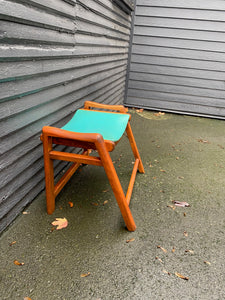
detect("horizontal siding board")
[135,53,225,72]
[15,0,76,17]
[1,0,75,32]
[0,20,75,46]
[131,45,225,63]
[128,80,225,99]
[0,60,126,103]
[127,96,225,118]
[132,35,225,54]
[97,0,133,19]
[77,20,129,41]
[134,16,225,33]
[133,26,225,43]
[0,53,128,81]
[136,7,225,22]
[137,0,225,11]
[77,3,130,35]
[77,0,131,28]
[0,45,128,59]
[127,89,225,109]
[129,72,225,90]
[0,0,132,232]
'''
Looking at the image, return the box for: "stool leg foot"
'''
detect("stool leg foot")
[43,135,55,214]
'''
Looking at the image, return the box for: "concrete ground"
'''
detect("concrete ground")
[1,110,225,300]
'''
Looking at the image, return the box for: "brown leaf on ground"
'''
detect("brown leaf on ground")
[14,260,24,266]
[51,217,68,230]
[160,169,166,173]
[172,200,190,207]
[81,272,91,278]
[198,139,210,144]
[24,297,32,300]
[126,238,135,243]
[155,256,163,263]
[157,245,167,253]
[172,247,175,253]
[204,261,211,265]
[102,189,109,193]
[136,108,144,113]
[91,202,99,206]
[185,250,194,254]
[178,176,184,179]
[218,144,224,149]
[183,212,187,217]
[167,205,176,210]
[163,270,171,276]
[103,200,108,205]
[9,241,16,246]
[175,272,189,280]
[154,112,165,117]
[68,201,74,208]
[22,211,30,215]
[183,231,188,237]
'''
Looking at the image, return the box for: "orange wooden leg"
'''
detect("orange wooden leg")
[95,136,136,231]
[126,122,145,174]
[42,134,55,214]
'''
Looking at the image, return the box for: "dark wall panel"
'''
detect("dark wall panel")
[0,0,132,232]
[125,0,225,118]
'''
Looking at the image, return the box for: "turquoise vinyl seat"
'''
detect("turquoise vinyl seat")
[62,109,130,142]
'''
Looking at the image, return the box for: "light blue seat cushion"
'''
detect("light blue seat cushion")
[61,109,130,142]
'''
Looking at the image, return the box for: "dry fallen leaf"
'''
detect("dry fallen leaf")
[91,202,99,206]
[183,231,188,237]
[14,260,24,266]
[155,256,163,263]
[157,245,167,253]
[51,218,68,230]
[185,250,194,254]
[22,211,30,215]
[154,112,165,117]
[204,261,211,265]
[126,238,135,243]
[175,272,189,280]
[167,205,176,210]
[163,270,171,276]
[9,241,16,246]
[103,200,108,205]
[198,139,210,144]
[68,201,73,208]
[172,200,190,207]
[81,272,91,278]
[160,169,166,173]
[172,247,175,253]
[24,297,32,300]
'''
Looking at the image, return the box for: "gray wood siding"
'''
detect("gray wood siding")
[125,0,225,118]
[0,0,132,232]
